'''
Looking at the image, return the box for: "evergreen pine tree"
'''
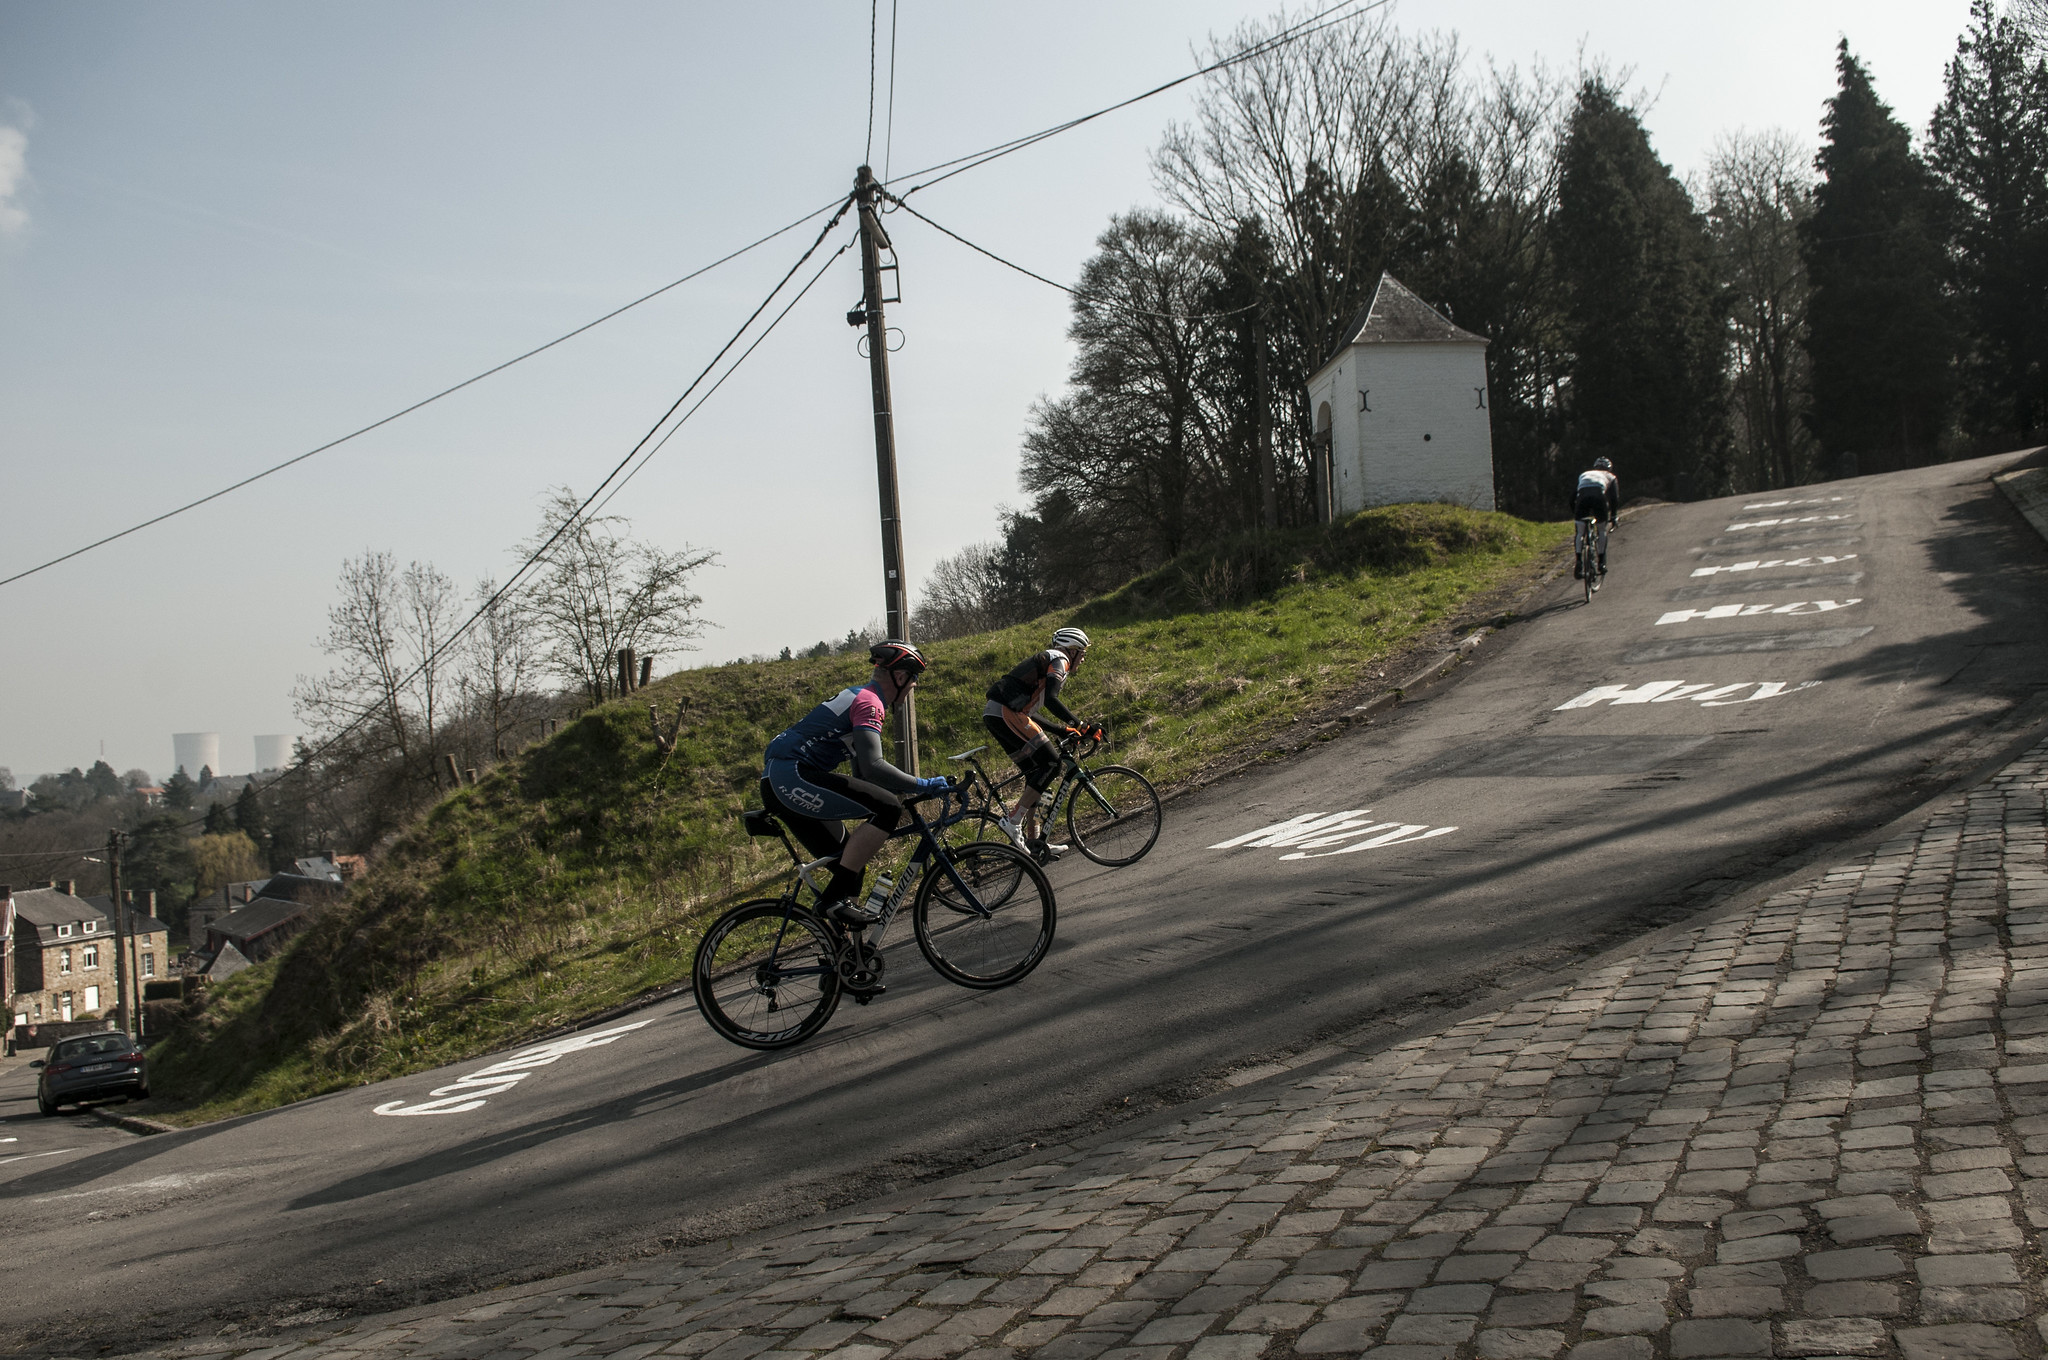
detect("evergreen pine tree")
[232,781,266,844]
[1553,81,1729,497]
[1928,0,2048,439]
[1803,42,1956,472]
[203,802,233,835]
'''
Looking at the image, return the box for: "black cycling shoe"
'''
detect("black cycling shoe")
[1573,561,1584,580]
[823,897,881,927]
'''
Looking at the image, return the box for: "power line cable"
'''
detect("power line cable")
[883,194,1254,322]
[184,197,859,827]
[865,0,880,165]
[589,232,858,517]
[886,0,1391,198]
[883,0,900,181]
[0,196,849,593]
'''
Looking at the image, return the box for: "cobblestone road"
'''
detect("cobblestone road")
[125,736,2048,1360]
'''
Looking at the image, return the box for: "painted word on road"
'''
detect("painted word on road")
[372,1019,654,1117]
[1741,495,1851,511]
[1656,599,1862,625]
[1690,554,1858,578]
[1210,810,1456,861]
[1555,680,1822,710]
[1726,514,1855,531]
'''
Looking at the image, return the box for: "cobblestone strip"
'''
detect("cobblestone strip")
[135,740,2048,1360]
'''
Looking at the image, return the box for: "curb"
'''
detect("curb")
[88,1105,181,1136]
[1993,446,2048,545]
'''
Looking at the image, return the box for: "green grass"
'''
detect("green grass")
[141,504,1568,1124]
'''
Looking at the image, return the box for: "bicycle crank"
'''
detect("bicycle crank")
[837,943,888,1001]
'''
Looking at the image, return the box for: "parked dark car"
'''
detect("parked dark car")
[32,1032,148,1114]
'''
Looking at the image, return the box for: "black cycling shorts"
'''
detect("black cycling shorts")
[984,714,1062,793]
[1574,489,1610,522]
[760,766,903,860]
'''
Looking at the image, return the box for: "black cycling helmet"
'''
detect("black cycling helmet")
[1593,457,1613,470]
[869,639,928,677]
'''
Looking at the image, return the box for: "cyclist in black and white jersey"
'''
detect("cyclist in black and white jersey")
[984,627,1101,863]
[1573,457,1619,579]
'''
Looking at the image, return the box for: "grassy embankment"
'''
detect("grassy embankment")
[143,504,1569,1125]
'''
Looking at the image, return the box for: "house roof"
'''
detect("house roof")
[210,895,321,943]
[1318,273,1487,376]
[202,940,252,980]
[9,887,107,930]
[80,897,171,937]
[258,872,345,905]
[293,856,344,883]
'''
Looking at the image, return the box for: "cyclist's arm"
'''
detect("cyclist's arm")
[846,727,923,796]
[1040,673,1079,727]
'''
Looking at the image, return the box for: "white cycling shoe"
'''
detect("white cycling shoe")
[995,816,1029,849]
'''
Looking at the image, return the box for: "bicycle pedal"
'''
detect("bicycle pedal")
[850,985,888,1005]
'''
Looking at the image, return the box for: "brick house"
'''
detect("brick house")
[6,882,169,1029]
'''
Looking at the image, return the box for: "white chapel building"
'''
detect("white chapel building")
[1306,272,1495,516]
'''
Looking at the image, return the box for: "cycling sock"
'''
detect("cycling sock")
[822,861,864,905]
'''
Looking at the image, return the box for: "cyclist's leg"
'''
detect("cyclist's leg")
[984,714,1057,840]
[1596,519,1610,572]
[765,763,902,906]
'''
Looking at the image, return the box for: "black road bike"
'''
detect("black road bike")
[691,787,1055,1050]
[941,729,1163,868]
[1574,517,1609,604]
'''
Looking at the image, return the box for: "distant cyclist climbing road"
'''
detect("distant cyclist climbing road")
[984,627,1102,864]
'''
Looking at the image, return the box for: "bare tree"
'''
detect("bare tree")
[520,489,717,704]
[458,576,546,762]
[1709,129,1818,490]
[2015,0,2048,51]
[292,551,460,823]
[913,542,1011,640]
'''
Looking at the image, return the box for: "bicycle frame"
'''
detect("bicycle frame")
[946,733,1104,835]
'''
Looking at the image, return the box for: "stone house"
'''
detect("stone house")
[6,882,169,1029]
[1306,272,1496,518]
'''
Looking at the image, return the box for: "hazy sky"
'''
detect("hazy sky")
[0,1,1971,781]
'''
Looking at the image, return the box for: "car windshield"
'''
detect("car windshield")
[53,1035,128,1059]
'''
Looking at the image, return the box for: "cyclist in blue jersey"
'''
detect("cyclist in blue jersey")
[762,639,953,925]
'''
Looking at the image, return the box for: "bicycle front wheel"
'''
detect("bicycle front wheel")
[693,900,842,1049]
[1066,765,1163,866]
[913,843,1055,988]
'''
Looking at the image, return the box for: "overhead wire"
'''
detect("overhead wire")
[588,231,858,517]
[0,195,850,592]
[885,0,1392,198]
[883,0,900,181]
[865,0,879,165]
[176,196,860,827]
[883,194,1255,323]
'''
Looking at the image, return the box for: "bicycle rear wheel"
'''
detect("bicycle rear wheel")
[693,900,842,1049]
[939,808,1008,851]
[1066,765,1163,866]
[913,843,1055,988]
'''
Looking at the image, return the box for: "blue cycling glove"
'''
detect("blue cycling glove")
[916,775,953,795]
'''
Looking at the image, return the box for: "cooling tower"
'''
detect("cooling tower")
[172,732,221,780]
[253,734,293,772]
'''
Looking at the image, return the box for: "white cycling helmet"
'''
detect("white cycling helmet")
[1051,627,1090,650]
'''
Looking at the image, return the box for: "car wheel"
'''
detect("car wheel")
[132,1088,150,1101]
[37,1093,58,1117]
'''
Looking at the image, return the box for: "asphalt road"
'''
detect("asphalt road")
[6,453,2046,1354]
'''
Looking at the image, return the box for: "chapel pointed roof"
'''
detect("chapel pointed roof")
[1329,272,1488,353]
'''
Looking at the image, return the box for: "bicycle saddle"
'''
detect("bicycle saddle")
[740,807,782,838]
[946,746,988,761]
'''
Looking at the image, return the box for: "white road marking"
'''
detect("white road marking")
[2,1149,76,1167]
[1740,495,1850,510]
[1655,599,1861,625]
[1725,514,1854,531]
[1690,554,1859,577]
[1210,810,1457,860]
[1555,680,1823,710]
[35,1170,237,1201]
[372,1019,655,1117]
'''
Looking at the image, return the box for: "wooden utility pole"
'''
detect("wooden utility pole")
[853,165,917,774]
[106,829,130,1035]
